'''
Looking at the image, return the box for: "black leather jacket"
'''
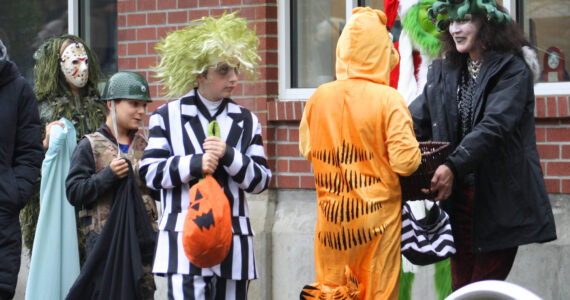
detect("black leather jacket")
[409,51,557,253]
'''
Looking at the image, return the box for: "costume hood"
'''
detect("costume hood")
[336,7,399,85]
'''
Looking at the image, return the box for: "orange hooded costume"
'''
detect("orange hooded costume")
[299,7,422,300]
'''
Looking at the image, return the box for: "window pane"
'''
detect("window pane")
[361,0,384,10]
[522,0,570,82]
[80,0,117,76]
[0,1,67,81]
[291,0,346,88]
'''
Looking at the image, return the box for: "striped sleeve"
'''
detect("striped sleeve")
[140,110,202,190]
[220,115,272,194]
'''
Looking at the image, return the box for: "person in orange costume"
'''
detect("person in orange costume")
[299,7,422,300]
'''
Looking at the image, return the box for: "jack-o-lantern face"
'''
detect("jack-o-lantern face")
[190,190,215,230]
[182,175,232,268]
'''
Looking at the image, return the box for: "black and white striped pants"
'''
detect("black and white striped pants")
[167,274,249,300]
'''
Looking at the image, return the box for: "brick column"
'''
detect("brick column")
[535,95,570,193]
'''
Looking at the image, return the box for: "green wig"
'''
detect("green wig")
[428,0,511,31]
[33,34,102,100]
[403,0,443,58]
[154,11,260,98]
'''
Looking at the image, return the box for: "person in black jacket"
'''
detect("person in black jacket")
[0,39,43,299]
[409,1,557,291]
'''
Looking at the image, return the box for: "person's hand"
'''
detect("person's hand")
[203,136,227,159]
[43,120,65,149]
[110,158,129,179]
[202,152,219,175]
[421,164,454,201]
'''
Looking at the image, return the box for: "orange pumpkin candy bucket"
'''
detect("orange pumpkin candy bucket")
[182,175,232,268]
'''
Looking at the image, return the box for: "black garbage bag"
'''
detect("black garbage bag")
[66,159,156,300]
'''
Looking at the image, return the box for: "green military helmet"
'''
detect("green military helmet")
[101,71,152,102]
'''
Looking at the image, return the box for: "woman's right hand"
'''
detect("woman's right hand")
[422,164,454,201]
[43,120,66,149]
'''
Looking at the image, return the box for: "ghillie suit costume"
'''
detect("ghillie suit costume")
[21,35,107,263]
[299,7,421,300]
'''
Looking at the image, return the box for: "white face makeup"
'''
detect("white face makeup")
[449,14,482,59]
[60,43,89,88]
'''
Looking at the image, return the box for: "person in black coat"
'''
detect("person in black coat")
[0,39,43,299]
[409,2,557,291]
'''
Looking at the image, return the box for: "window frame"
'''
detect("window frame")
[68,0,79,35]
[278,0,356,101]
[514,0,570,95]
[278,0,570,100]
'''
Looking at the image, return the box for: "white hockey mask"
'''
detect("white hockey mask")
[60,43,89,88]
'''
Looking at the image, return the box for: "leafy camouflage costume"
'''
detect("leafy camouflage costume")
[21,35,106,262]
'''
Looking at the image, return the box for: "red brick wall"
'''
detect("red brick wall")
[266,100,314,189]
[117,0,569,194]
[265,95,570,193]
[535,95,570,193]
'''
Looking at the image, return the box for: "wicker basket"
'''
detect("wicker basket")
[400,141,452,201]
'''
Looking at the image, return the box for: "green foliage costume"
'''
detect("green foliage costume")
[21,35,107,262]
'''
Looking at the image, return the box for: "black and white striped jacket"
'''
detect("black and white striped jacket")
[139,90,271,279]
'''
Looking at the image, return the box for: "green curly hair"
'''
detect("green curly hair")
[154,11,260,98]
[403,0,442,58]
[33,34,102,100]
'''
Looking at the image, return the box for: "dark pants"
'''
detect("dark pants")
[450,185,518,291]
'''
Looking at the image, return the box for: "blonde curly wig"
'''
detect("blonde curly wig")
[154,11,260,98]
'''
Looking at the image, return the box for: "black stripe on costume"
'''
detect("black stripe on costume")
[245,165,263,193]
[233,155,250,183]
[240,235,248,279]
[182,275,196,300]
[152,161,166,189]
[215,277,227,300]
[235,279,247,299]
[189,261,200,275]
[251,155,268,167]
[250,134,263,146]
[226,120,242,147]
[169,156,181,186]
[240,112,253,154]
[164,212,178,232]
[319,197,384,224]
[189,116,206,148]
[238,190,245,217]
[167,275,174,300]
[143,148,171,159]
[182,120,195,156]
[168,230,178,273]
[172,185,182,213]
[220,237,234,278]
[149,125,167,138]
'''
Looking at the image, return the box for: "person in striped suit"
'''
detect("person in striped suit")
[139,12,272,300]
